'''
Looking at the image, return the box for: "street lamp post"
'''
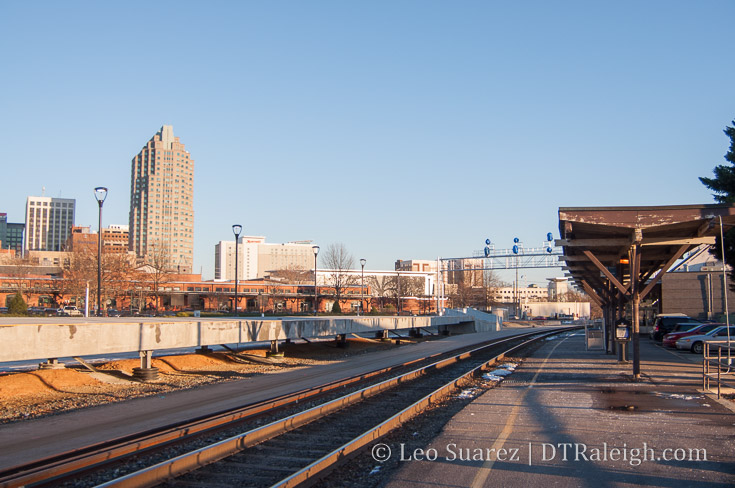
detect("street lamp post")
[232,225,242,316]
[360,258,366,315]
[396,271,401,315]
[94,187,108,317]
[312,246,320,316]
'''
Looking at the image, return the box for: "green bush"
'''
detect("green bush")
[8,293,28,315]
[331,301,342,313]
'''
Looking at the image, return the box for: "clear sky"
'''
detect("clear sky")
[1,1,733,285]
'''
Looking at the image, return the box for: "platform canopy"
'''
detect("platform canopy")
[557,204,735,379]
[558,205,735,304]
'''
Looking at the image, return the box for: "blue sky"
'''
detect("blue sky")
[1,1,733,285]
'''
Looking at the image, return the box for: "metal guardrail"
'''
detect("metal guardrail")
[702,340,735,399]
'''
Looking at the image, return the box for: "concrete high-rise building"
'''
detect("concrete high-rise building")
[214,237,314,280]
[215,236,264,281]
[129,125,194,273]
[0,213,24,254]
[24,196,75,252]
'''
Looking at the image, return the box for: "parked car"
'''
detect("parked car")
[662,323,722,348]
[675,326,735,354]
[106,309,122,317]
[57,306,82,317]
[649,314,699,341]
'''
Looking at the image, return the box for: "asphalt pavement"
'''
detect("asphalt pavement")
[383,332,735,488]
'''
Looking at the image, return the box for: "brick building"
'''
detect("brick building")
[662,269,735,321]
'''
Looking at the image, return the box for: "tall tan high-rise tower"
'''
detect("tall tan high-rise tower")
[128,125,194,273]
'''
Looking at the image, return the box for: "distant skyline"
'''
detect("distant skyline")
[1,1,734,285]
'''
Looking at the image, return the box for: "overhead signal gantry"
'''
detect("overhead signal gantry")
[440,233,563,270]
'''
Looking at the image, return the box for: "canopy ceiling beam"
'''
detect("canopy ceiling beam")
[583,249,629,296]
[639,244,689,300]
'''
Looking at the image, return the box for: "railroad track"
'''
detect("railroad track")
[0,327,577,488]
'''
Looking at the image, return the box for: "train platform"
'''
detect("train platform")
[385,331,735,487]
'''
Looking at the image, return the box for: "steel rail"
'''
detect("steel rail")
[94,328,576,488]
[0,332,538,488]
[274,328,567,487]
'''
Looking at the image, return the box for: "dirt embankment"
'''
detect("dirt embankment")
[0,337,412,423]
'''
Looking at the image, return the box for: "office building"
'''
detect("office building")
[128,125,194,273]
[0,213,24,254]
[66,224,129,254]
[490,284,548,303]
[395,259,437,273]
[102,225,130,253]
[24,196,75,252]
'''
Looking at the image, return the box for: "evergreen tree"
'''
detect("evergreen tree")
[331,300,342,314]
[700,120,735,287]
[700,121,735,203]
[8,292,28,315]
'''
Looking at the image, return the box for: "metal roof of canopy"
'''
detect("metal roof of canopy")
[557,204,735,306]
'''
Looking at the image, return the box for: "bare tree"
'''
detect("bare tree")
[322,243,357,301]
[65,247,137,311]
[269,265,311,284]
[367,275,393,312]
[104,252,138,308]
[3,255,39,303]
[398,276,425,297]
[140,240,176,310]
[562,289,588,302]
[482,270,504,309]
[448,275,482,308]
[447,269,503,310]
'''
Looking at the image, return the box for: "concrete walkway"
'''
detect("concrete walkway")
[385,331,735,487]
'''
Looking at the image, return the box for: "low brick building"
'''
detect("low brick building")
[661,270,735,321]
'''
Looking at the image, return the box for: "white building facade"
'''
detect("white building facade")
[24,196,75,252]
[489,284,548,303]
[215,236,314,280]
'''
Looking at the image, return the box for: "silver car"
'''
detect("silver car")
[56,305,82,317]
[675,326,735,354]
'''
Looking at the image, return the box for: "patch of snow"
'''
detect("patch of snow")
[654,392,704,401]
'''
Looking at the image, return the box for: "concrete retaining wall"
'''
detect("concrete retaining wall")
[442,308,502,333]
[0,315,478,363]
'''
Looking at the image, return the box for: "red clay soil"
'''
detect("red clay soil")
[0,369,104,398]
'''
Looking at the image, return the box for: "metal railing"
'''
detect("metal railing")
[702,340,735,399]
